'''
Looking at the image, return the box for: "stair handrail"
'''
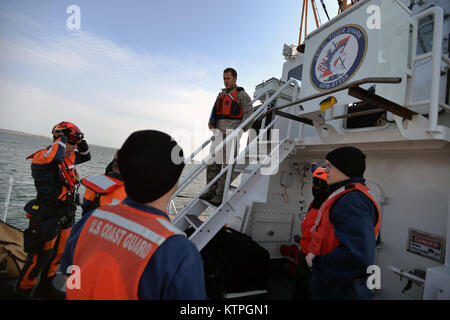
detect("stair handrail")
[176,91,267,189]
[188,137,292,250]
[172,81,296,202]
[172,106,283,224]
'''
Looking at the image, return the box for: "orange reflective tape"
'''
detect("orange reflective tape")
[47,228,72,277]
[43,236,58,251]
[18,254,39,290]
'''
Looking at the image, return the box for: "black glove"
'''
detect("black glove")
[77,139,89,153]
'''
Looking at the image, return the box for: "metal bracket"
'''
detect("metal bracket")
[274,110,314,126]
[348,86,418,120]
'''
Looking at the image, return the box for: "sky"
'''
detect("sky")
[0,0,338,154]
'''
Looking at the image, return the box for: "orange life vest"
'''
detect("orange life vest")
[81,174,126,206]
[59,152,79,192]
[27,146,79,202]
[299,204,319,255]
[66,202,185,300]
[309,183,380,256]
[214,87,244,120]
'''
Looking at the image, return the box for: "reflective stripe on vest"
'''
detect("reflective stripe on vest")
[67,203,185,300]
[81,174,123,194]
[308,183,381,256]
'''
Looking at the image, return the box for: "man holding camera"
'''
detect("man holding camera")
[16,121,91,299]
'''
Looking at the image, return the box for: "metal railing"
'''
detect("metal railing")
[0,176,180,222]
[170,78,299,217]
[169,90,278,214]
[409,7,449,134]
[1,177,34,222]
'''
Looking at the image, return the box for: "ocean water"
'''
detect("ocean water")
[0,131,206,231]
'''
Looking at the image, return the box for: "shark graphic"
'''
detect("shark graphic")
[317,35,351,80]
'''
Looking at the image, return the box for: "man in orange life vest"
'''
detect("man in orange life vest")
[201,67,253,206]
[305,147,380,300]
[61,130,207,299]
[81,151,126,216]
[17,122,91,299]
[292,166,330,300]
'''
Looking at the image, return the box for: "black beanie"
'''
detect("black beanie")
[325,146,366,178]
[118,130,185,203]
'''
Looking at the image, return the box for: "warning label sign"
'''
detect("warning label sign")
[407,228,446,263]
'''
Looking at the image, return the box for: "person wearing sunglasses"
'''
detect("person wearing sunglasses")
[305,146,381,300]
[17,121,91,299]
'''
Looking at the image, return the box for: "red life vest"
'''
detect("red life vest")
[82,174,123,195]
[66,202,185,300]
[82,174,126,207]
[299,203,320,255]
[215,87,244,120]
[309,183,381,256]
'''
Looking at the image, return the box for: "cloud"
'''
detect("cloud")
[0,10,223,153]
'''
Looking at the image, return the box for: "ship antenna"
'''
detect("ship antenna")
[320,0,331,21]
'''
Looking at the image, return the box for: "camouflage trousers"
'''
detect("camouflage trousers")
[206,130,242,196]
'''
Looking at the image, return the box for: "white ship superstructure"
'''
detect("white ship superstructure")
[170,0,450,299]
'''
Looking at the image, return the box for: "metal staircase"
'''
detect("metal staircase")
[169,73,415,252]
[170,79,299,251]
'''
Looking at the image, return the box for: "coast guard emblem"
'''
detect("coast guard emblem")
[310,24,367,91]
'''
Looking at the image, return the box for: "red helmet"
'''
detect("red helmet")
[313,167,328,181]
[53,121,84,144]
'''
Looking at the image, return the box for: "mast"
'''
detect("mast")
[298,0,322,45]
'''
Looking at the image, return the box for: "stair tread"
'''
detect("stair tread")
[185,214,204,228]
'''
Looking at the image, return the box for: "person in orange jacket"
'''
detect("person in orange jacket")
[291,166,330,300]
[17,121,90,299]
[81,151,126,216]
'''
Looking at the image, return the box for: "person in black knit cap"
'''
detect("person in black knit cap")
[61,130,207,299]
[305,146,382,300]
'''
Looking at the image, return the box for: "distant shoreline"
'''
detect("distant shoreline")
[0,128,200,164]
[0,128,112,150]
[0,128,50,140]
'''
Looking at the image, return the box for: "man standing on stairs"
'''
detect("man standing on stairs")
[200,67,254,206]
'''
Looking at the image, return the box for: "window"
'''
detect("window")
[417,16,434,55]
[287,64,303,82]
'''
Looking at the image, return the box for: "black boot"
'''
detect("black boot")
[34,276,65,300]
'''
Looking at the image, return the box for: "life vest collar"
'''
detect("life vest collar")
[81,174,123,195]
[68,202,184,299]
[309,182,381,256]
[313,182,372,231]
[121,197,171,221]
